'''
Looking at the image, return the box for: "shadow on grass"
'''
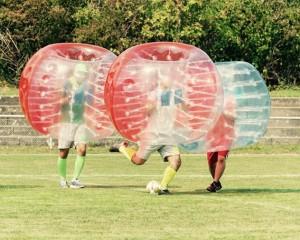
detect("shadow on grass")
[0,185,42,190]
[220,188,300,194]
[85,184,182,189]
[85,184,145,189]
[173,188,300,195]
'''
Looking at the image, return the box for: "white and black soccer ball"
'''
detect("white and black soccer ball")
[146,180,160,194]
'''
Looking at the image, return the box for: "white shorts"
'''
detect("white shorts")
[136,144,180,161]
[58,123,89,149]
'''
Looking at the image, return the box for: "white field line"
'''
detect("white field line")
[1,174,300,179]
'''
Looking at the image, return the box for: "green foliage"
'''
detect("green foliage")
[0,0,299,86]
[140,0,182,41]
[0,0,76,84]
[72,0,148,54]
[269,85,300,97]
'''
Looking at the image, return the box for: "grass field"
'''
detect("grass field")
[0,149,299,239]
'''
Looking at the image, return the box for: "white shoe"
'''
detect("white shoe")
[70,179,85,189]
[60,180,69,188]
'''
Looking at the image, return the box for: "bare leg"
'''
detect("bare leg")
[206,152,226,192]
[208,162,216,179]
[76,143,87,157]
[213,155,226,182]
[167,155,181,171]
[59,148,69,159]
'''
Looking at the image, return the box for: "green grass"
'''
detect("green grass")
[0,150,299,239]
[230,143,300,154]
[0,84,18,96]
[269,86,300,97]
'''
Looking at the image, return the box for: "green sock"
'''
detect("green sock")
[73,155,86,180]
[57,157,67,180]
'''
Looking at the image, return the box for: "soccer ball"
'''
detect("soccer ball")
[146,180,160,194]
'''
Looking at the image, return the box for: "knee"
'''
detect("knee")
[59,149,69,158]
[217,157,226,164]
[131,156,146,165]
[76,144,87,156]
[169,156,181,171]
[173,159,182,170]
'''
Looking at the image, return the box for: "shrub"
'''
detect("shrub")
[0,0,299,87]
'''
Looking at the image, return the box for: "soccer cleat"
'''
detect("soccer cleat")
[70,179,85,189]
[206,181,222,192]
[60,180,69,189]
[158,186,171,195]
[109,146,120,152]
[158,189,171,195]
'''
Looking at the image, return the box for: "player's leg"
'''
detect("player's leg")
[119,142,134,160]
[207,152,217,179]
[70,125,88,188]
[57,123,77,188]
[58,148,70,188]
[70,143,86,188]
[214,151,228,183]
[206,151,229,192]
[119,141,154,165]
[159,146,181,194]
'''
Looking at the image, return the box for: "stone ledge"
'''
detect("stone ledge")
[0,96,20,105]
[271,97,300,107]
[0,136,123,146]
[259,137,300,144]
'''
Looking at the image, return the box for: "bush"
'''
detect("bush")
[0,0,299,87]
[0,0,78,84]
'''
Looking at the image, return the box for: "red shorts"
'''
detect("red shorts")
[207,151,229,165]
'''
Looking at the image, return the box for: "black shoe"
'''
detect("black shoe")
[109,146,120,152]
[158,189,171,195]
[206,181,222,192]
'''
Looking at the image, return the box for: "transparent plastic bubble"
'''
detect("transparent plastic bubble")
[19,43,116,141]
[181,61,271,152]
[104,42,223,144]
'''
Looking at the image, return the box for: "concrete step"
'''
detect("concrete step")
[259,137,300,144]
[0,96,19,105]
[0,135,122,146]
[0,96,300,145]
[0,126,40,136]
[267,117,300,127]
[0,105,23,115]
[265,127,300,137]
[271,107,300,117]
[0,115,28,126]
[271,97,300,107]
[0,136,48,146]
